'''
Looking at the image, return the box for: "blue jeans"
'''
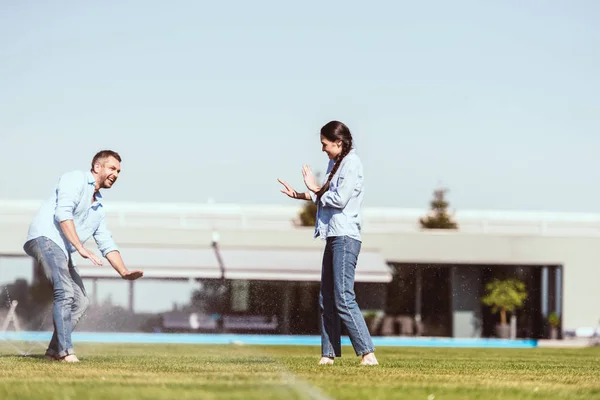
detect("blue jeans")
[320,235,375,357]
[24,237,89,358]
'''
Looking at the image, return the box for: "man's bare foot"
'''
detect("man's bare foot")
[59,354,80,363]
[318,356,334,365]
[360,352,378,365]
[44,355,57,361]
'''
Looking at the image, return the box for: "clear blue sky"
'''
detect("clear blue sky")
[1,1,599,212]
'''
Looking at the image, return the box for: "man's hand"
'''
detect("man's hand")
[121,270,143,280]
[59,220,103,264]
[77,246,103,266]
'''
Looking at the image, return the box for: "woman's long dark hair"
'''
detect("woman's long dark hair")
[317,121,353,198]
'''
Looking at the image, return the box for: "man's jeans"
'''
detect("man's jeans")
[320,235,375,357]
[24,236,89,358]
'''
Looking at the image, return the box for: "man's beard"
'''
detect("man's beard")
[101,175,114,188]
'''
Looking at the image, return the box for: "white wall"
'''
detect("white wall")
[2,200,600,334]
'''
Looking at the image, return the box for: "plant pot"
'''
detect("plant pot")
[550,327,558,340]
[495,323,510,339]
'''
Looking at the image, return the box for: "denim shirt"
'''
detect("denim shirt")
[310,149,364,241]
[24,170,119,262]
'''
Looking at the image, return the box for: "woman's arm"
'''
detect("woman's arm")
[318,158,360,209]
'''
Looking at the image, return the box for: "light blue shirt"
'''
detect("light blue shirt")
[25,170,118,262]
[310,149,364,241]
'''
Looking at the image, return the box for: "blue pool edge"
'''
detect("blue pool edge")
[0,331,538,348]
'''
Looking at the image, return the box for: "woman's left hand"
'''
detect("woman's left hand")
[302,164,319,192]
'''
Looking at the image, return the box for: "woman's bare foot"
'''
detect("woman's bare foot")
[360,352,378,365]
[318,356,334,365]
[59,354,80,363]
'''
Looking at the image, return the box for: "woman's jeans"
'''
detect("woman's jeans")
[320,235,375,357]
[24,236,89,358]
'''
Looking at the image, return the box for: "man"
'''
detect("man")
[23,150,143,362]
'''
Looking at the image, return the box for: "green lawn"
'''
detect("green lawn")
[0,341,599,399]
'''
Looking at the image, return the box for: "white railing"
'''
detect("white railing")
[2,199,600,236]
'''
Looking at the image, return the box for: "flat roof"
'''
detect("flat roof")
[71,246,393,283]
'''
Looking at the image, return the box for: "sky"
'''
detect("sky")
[1,0,600,214]
[1,1,600,319]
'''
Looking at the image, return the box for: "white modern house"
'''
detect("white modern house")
[1,199,599,339]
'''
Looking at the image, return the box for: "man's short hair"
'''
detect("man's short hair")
[91,150,121,171]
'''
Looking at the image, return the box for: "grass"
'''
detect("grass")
[0,341,599,399]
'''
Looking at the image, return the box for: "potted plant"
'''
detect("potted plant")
[481,278,528,339]
[548,312,560,339]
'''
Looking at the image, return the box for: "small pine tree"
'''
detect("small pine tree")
[419,187,458,229]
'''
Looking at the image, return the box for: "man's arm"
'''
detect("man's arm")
[59,219,83,251]
[54,171,83,225]
[94,219,143,280]
[105,251,143,280]
[54,171,102,265]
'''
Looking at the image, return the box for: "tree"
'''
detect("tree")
[481,279,528,326]
[0,278,53,330]
[297,201,317,227]
[0,279,32,313]
[419,186,458,229]
[296,171,320,227]
[190,280,229,314]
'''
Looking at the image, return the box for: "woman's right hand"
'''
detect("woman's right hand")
[278,178,301,199]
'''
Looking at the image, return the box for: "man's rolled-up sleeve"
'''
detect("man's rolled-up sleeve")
[54,171,85,223]
[93,218,119,257]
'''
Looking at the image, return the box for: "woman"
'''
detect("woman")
[278,120,378,366]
